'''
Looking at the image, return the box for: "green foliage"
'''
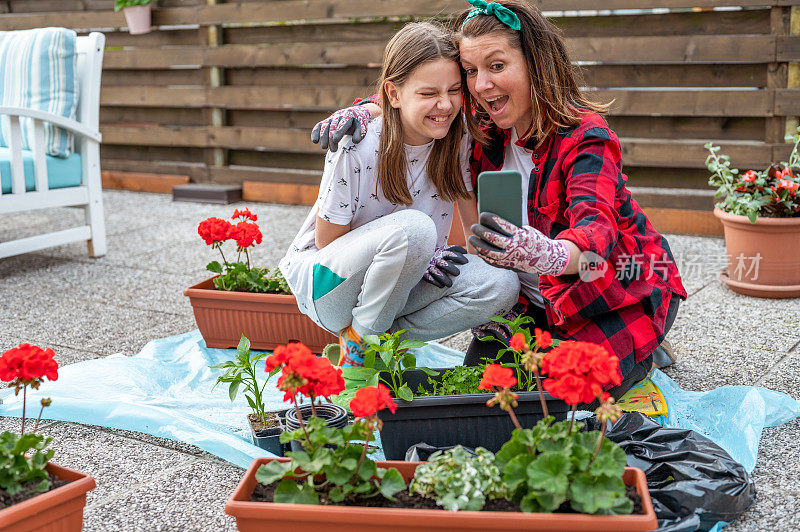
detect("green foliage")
[336,330,436,407]
[477,313,561,392]
[494,418,632,515]
[114,0,155,11]
[209,262,292,294]
[705,127,800,222]
[255,416,405,504]
[415,365,489,397]
[210,335,275,422]
[409,446,508,511]
[0,432,54,496]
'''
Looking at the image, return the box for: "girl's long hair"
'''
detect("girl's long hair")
[454,0,610,148]
[377,22,469,205]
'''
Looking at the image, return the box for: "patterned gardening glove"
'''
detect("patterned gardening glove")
[310,105,372,152]
[471,301,525,343]
[423,245,469,288]
[469,212,570,276]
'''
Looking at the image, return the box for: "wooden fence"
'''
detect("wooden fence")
[2,0,799,212]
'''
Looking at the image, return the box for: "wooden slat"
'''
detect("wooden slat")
[101,170,190,194]
[210,166,322,186]
[620,138,775,168]
[100,125,210,147]
[100,86,779,118]
[242,181,318,205]
[582,64,767,88]
[101,158,208,181]
[641,207,723,236]
[5,2,800,31]
[608,116,765,142]
[103,35,792,70]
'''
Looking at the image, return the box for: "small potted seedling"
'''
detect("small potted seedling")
[211,335,284,456]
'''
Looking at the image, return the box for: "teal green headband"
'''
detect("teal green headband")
[462,0,521,31]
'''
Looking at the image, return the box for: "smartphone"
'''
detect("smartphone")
[476,170,524,228]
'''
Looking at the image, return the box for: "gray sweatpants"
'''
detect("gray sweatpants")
[310,209,520,341]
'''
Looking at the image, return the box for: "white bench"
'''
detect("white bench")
[0,31,106,259]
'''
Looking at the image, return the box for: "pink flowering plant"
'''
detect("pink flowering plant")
[706,126,800,222]
[197,208,291,294]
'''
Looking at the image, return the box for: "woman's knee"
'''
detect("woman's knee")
[484,268,520,315]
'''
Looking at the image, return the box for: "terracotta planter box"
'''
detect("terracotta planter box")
[714,208,800,298]
[0,462,96,532]
[184,277,337,352]
[226,457,658,531]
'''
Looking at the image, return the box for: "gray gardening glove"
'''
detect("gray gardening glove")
[310,105,372,152]
[423,245,469,288]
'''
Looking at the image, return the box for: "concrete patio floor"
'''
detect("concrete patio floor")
[1,189,798,531]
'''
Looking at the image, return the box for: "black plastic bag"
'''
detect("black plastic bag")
[405,413,755,531]
[584,412,756,531]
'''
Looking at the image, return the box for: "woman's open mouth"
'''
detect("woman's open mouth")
[484,95,509,115]
[426,114,452,124]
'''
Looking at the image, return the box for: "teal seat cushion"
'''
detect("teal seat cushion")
[0,147,82,194]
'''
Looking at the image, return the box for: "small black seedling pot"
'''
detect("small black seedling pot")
[283,402,348,453]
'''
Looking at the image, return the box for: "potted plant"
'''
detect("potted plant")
[211,334,286,456]
[705,126,800,298]
[262,342,348,453]
[224,340,658,531]
[0,344,96,531]
[114,0,156,35]
[338,319,571,460]
[184,208,337,352]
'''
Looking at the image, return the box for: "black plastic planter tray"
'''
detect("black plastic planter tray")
[378,368,571,460]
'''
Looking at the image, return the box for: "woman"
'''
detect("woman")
[280,22,519,367]
[312,0,686,398]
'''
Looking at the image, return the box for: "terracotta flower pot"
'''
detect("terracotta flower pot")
[0,462,96,532]
[122,4,152,35]
[184,277,337,353]
[713,208,800,298]
[225,457,658,531]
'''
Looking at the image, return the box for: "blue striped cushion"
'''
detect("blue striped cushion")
[0,28,79,158]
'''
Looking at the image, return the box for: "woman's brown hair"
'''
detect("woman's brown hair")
[377,22,469,205]
[454,0,609,148]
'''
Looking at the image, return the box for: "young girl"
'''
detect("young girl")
[280,22,519,366]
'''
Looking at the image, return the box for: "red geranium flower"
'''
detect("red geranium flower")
[0,344,58,384]
[534,328,552,349]
[197,217,232,245]
[349,384,396,418]
[230,221,262,249]
[509,333,526,352]
[741,170,758,183]
[268,342,344,402]
[232,208,257,222]
[540,341,621,405]
[777,179,799,192]
[478,364,517,390]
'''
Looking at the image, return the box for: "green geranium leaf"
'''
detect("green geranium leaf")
[379,467,406,499]
[526,451,570,495]
[357,458,377,481]
[206,261,223,274]
[255,461,293,485]
[568,473,627,514]
[400,352,416,369]
[274,479,319,505]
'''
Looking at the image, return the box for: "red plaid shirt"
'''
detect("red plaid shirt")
[471,112,687,373]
